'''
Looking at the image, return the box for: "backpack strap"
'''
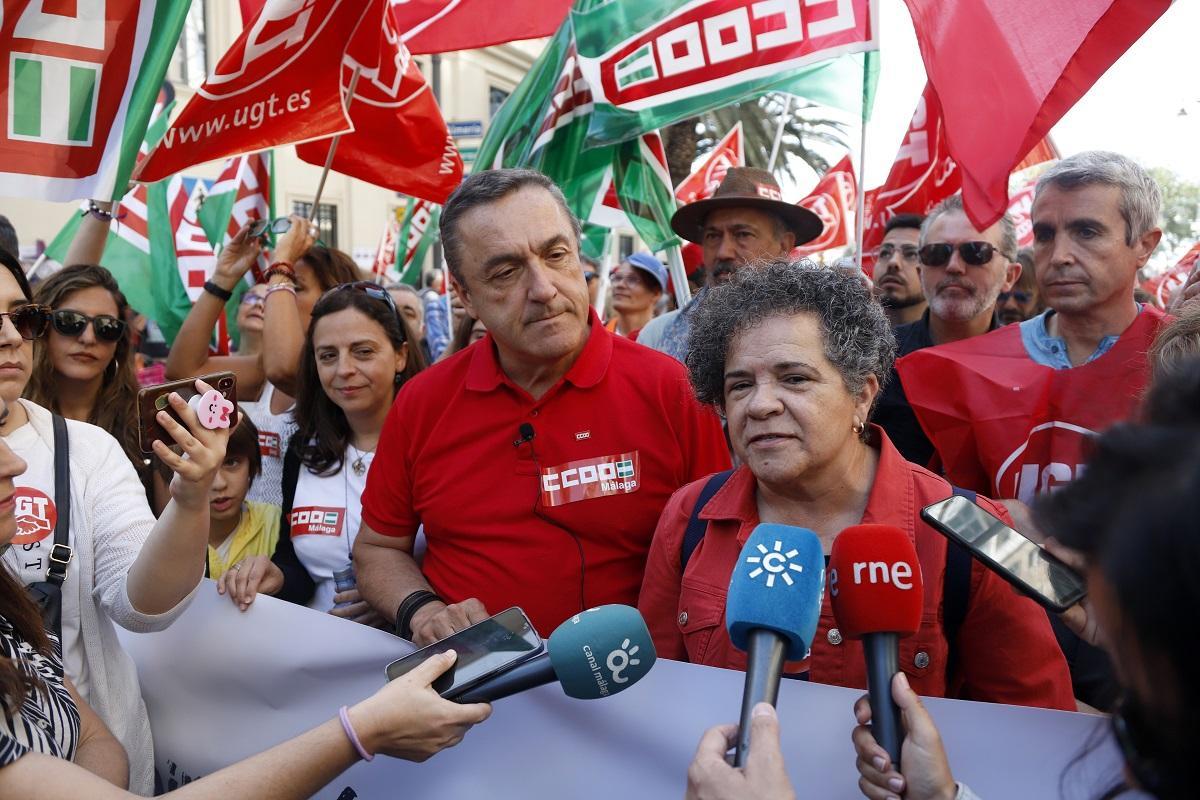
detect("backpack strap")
[45,414,72,588]
[681,470,735,572]
[942,486,976,683]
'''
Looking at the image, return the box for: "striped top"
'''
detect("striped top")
[0,615,79,768]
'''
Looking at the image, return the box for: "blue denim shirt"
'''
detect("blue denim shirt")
[1019,308,1136,369]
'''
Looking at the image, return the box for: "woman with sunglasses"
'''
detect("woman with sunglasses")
[0,249,234,793]
[24,266,147,497]
[165,218,359,508]
[221,282,424,622]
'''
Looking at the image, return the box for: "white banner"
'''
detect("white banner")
[119,583,1129,798]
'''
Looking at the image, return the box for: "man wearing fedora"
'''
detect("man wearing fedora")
[638,167,822,362]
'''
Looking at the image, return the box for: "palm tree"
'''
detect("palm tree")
[663,92,852,188]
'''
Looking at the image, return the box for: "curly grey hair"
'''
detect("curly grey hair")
[685,259,896,411]
[1035,150,1161,245]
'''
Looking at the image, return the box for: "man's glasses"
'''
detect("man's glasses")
[50,309,126,342]
[0,304,51,340]
[332,281,406,340]
[876,244,920,262]
[918,241,1000,267]
[997,290,1032,304]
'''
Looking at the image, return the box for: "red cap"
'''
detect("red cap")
[829,525,924,638]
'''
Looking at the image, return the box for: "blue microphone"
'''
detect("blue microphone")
[726,524,826,766]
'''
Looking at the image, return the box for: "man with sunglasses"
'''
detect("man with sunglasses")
[874,194,1021,466]
[873,213,927,327]
[996,253,1041,325]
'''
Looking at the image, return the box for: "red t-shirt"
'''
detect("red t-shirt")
[638,427,1075,711]
[362,316,731,636]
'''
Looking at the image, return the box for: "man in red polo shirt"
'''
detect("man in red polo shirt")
[354,169,730,643]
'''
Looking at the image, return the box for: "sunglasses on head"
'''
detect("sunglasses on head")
[0,304,51,340]
[918,241,1000,267]
[51,309,126,342]
[332,281,406,339]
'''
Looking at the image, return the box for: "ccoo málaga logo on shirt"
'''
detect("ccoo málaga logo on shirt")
[258,431,281,459]
[290,506,345,537]
[13,487,57,545]
[540,451,641,508]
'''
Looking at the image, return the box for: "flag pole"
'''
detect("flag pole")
[767,95,793,173]
[665,245,692,308]
[310,66,362,222]
[855,53,874,273]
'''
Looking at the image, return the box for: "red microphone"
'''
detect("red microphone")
[829,524,924,763]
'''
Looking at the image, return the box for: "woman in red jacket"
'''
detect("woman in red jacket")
[638,260,1074,710]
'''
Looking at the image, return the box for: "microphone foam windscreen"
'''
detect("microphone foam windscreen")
[547,604,657,700]
[829,524,924,638]
[726,524,825,661]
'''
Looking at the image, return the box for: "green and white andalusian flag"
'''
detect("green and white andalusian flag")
[573,0,880,147]
[0,0,193,202]
[474,8,612,224]
[395,199,441,287]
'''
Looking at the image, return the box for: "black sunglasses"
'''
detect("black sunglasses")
[51,309,127,342]
[332,281,406,339]
[0,304,51,340]
[1111,697,1166,794]
[997,290,1032,304]
[918,241,999,267]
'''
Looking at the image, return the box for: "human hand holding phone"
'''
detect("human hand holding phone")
[153,379,233,512]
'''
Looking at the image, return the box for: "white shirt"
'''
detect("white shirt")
[290,448,373,611]
[240,381,296,508]
[3,422,89,696]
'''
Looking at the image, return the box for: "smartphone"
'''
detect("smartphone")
[921,495,1087,613]
[137,372,239,455]
[384,607,543,698]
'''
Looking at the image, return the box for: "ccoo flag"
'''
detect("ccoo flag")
[395,199,440,287]
[794,155,857,257]
[612,132,679,252]
[573,0,879,148]
[0,0,192,202]
[675,122,744,205]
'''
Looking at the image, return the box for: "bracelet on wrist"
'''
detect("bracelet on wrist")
[202,280,233,302]
[264,282,296,299]
[338,705,374,761]
[81,200,125,222]
[395,590,443,640]
[265,261,296,282]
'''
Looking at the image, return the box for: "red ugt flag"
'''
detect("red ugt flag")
[295,0,463,203]
[394,0,574,54]
[137,0,373,183]
[795,156,857,257]
[902,0,1171,230]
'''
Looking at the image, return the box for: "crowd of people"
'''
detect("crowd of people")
[0,146,1198,799]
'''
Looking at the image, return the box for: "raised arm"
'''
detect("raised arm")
[260,216,315,397]
[62,201,114,268]
[164,223,265,396]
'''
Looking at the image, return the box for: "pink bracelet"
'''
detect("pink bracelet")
[265,282,296,299]
[338,705,374,761]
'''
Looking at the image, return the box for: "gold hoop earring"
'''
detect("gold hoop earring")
[852,420,865,436]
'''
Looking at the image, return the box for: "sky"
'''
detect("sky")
[759,0,1198,271]
[795,0,1200,190]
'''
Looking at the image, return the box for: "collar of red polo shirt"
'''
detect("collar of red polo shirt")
[465,309,612,394]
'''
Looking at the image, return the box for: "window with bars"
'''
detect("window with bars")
[489,86,510,119]
[292,201,339,250]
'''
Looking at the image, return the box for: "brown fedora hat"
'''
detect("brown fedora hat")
[670,167,823,246]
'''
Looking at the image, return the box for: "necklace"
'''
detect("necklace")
[348,443,374,477]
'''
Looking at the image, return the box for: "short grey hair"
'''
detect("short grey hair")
[1035,151,1161,244]
[685,259,896,410]
[439,169,582,285]
[920,194,1018,261]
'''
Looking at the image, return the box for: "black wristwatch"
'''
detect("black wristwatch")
[395,590,444,640]
[203,280,233,302]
